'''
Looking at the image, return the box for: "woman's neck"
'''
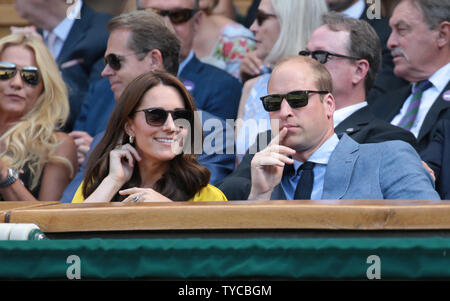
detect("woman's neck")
[137,156,170,189]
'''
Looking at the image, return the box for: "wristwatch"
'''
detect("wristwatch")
[0,168,19,188]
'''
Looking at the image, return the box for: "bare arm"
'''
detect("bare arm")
[38,132,78,202]
[83,144,141,203]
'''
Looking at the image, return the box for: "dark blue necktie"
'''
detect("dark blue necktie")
[293,161,315,200]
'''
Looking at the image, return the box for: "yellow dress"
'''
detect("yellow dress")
[71,182,227,203]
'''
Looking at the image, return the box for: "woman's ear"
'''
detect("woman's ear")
[124,120,135,139]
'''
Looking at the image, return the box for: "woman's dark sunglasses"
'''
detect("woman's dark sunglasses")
[0,61,40,86]
[260,90,329,112]
[135,108,193,126]
[255,10,277,26]
[299,50,362,64]
[140,7,197,24]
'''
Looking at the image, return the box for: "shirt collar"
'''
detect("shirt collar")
[43,0,83,42]
[291,133,340,173]
[341,0,366,19]
[333,102,368,127]
[178,50,195,76]
[416,62,450,94]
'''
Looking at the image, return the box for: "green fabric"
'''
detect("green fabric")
[0,237,449,279]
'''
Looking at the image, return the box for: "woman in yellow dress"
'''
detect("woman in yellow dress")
[72,71,226,203]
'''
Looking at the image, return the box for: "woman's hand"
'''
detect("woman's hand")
[119,187,173,203]
[106,144,141,186]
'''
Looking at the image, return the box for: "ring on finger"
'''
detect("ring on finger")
[132,195,139,202]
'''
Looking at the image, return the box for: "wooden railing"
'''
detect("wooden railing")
[2,200,450,234]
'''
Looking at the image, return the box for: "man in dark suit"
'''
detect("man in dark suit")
[421,120,450,200]
[220,12,417,200]
[325,0,409,103]
[14,0,112,132]
[138,0,242,121]
[370,0,450,152]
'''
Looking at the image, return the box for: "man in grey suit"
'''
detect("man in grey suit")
[248,56,439,201]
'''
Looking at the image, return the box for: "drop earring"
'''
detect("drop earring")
[129,136,134,144]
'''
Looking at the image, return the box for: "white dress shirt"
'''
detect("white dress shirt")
[391,63,450,138]
[333,102,368,128]
[281,134,340,200]
[341,0,365,19]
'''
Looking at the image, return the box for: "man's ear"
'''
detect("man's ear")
[193,10,204,34]
[145,49,164,71]
[352,59,370,86]
[436,21,450,49]
[324,92,335,119]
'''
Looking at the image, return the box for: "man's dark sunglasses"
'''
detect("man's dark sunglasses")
[260,90,329,112]
[255,10,277,26]
[104,53,143,71]
[299,50,362,64]
[135,108,193,127]
[0,61,40,86]
[140,7,197,24]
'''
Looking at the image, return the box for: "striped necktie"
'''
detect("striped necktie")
[398,80,432,130]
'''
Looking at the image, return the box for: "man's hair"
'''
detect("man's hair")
[107,10,181,75]
[404,0,450,30]
[275,56,333,99]
[322,11,381,96]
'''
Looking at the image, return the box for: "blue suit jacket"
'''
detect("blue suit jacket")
[270,134,440,200]
[179,54,242,121]
[56,3,111,131]
[61,110,235,203]
[421,120,450,200]
[73,78,115,136]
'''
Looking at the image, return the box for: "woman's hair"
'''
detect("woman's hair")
[0,33,72,190]
[265,0,328,65]
[83,70,210,202]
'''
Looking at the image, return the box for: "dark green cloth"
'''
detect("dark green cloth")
[0,237,449,279]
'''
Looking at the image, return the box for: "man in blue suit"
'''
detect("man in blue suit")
[248,56,439,201]
[14,0,112,132]
[138,0,242,121]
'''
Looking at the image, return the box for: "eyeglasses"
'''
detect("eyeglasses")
[135,108,193,126]
[260,90,329,112]
[255,10,277,26]
[139,7,197,24]
[0,62,40,86]
[104,53,143,71]
[299,50,362,64]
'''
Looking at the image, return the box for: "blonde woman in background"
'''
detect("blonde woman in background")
[0,34,77,202]
[193,0,256,80]
[235,0,328,163]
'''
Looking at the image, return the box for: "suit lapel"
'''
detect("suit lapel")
[418,81,450,142]
[335,106,374,136]
[57,3,90,65]
[322,134,359,200]
[372,85,412,121]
